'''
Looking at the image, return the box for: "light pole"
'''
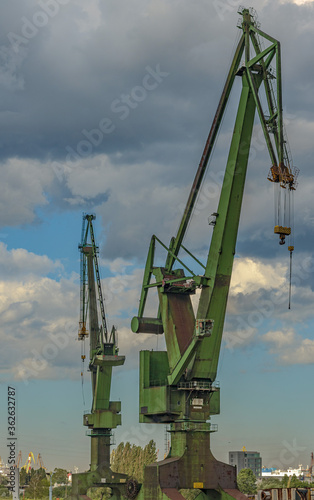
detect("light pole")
[48,472,55,500]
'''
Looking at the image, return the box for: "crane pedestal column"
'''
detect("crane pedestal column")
[90,431,111,471]
[136,422,246,500]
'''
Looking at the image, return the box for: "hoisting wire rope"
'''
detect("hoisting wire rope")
[81,338,86,406]
[288,248,292,310]
[288,188,295,310]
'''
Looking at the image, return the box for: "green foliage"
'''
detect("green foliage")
[52,485,72,498]
[20,468,27,486]
[20,468,47,488]
[258,477,284,489]
[86,487,111,500]
[258,474,308,490]
[0,476,8,486]
[33,468,47,480]
[111,439,157,483]
[288,475,306,488]
[237,468,257,495]
[24,476,49,499]
[0,486,10,498]
[51,468,68,485]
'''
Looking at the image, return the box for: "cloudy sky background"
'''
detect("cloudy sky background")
[0,0,314,473]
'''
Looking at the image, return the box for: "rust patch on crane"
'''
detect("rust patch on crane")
[162,489,186,500]
[225,489,251,500]
[168,294,195,355]
[215,274,231,288]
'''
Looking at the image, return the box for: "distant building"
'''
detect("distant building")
[229,450,262,478]
[261,465,304,479]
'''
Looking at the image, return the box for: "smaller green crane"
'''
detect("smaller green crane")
[71,214,127,500]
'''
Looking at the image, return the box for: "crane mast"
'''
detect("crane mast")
[131,8,297,500]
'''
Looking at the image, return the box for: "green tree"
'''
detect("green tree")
[86,487,111,500]
[141,440,157,482]
[111,440,158,483]
[19,468,27,486]
[237,468,257,495]
[0,476,8,486]
[24,476,49,499]
[111,442,124,472]
[0,485,11,499]
[28,468,46,481]
[289,474,305,488]
[51,468,68,485]
[258,477,283,489]
[52,485,72,498]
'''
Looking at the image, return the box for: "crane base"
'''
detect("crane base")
[70,467,128,500]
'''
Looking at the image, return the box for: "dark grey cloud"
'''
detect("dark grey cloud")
[0,0,312,265]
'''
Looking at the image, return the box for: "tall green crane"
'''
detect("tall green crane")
[131,8,298,500]
[71,214,127,499]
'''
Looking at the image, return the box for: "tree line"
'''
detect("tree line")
[0,442,158,500]
[237,468,314,495]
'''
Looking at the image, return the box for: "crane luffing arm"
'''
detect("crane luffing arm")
[79,216,88,337]
[133,35,245,323]
[87,218,109,343]
[79,214,115,346]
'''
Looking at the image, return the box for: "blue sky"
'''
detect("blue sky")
[0,0,314,475]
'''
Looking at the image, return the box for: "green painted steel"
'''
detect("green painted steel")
[131,8,295,500]
[193,69,262,381]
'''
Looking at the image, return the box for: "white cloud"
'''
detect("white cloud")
[221,255,314,350]
[230,257,286,295]
[0,273,79,383]
[0,242,62,279]
[0,242,157,382]
[263,328,296,348]
[263,328,314,365]
[289,0,314,4]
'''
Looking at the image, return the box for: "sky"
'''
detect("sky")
[0,0,314,475]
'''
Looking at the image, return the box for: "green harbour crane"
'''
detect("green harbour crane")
[71,214,127,499]
[130,7,298,500]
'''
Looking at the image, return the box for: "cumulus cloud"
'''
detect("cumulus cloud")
[263,328,314,365]
[0,242,62,278]
[222,254,314,350]
[230,257,286,295]
[0,275,79,383]
[0,244,155,383]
